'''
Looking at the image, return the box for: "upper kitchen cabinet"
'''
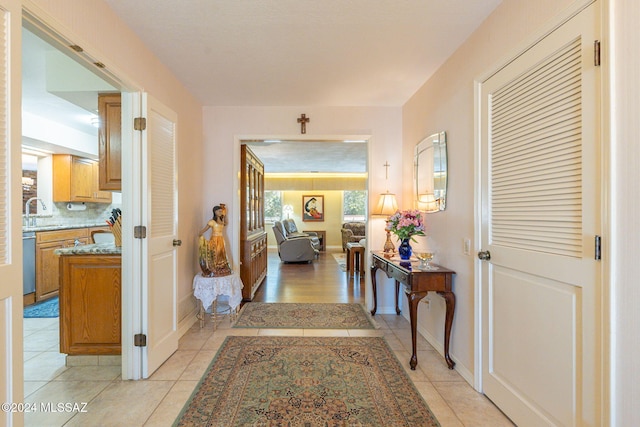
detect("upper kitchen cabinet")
[98,93,122,191]
[53,154,112,203]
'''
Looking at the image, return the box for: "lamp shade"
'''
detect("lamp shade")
[417,193,439,213]
[282,204,294,218]
[373,192,398,216]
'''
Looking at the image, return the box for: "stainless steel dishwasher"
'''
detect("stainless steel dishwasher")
[23,231,36,295]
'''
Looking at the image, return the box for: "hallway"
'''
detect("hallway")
[22,250,512,426]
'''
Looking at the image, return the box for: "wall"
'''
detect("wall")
[30,0,204,328]
[202,106,403,311]
[267,190,346,249]
[402,0,576,382]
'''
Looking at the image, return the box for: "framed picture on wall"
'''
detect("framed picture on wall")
[302,195,324,221]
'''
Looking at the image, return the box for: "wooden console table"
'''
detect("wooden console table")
[370,251,456,370]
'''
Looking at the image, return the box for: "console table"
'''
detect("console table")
[370,251,456,370]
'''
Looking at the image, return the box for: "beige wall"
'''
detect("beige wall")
[402,0,576,381]
[202,106,401,286]
[30,0,205,326]
[266,190,348,249]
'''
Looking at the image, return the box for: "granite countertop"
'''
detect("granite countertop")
[23,222,107,233]
[54,243,122,256]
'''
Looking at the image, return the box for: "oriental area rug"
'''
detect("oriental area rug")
[233,302,377,329]
[174,336,440,426]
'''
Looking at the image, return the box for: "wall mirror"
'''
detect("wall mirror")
[414,131,447,212]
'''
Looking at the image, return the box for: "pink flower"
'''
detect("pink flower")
[386,209,426,241]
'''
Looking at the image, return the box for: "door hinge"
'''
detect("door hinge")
[594,40,601,66]
[134,117,147,131]
[134,334,147,347]
[595,235,601,260]
[134,225,147,239]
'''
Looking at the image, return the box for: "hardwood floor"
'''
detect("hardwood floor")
[251,248,365,303]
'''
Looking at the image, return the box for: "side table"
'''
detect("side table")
[193,272,244,329]
[346,242,365,276]
[305,230,326,251]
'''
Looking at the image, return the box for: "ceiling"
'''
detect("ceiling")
[244,140,367,174]
[22,0,503,173]
[103,0,501,107]
[22,27,116,138]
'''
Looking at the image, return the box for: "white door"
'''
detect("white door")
[1,2,24,426]
[140,94,179,377]
[478,3,601,426]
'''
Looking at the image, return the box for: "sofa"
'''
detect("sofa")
[272,221,319,263]
[341,222,366,251]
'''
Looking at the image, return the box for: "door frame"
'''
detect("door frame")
[22,4,145,379]
[231,134,372,301]
[472,0,610,417]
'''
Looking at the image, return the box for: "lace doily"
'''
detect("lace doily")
[193,272,244,311]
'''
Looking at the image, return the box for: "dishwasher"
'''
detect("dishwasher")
[23,231,36,295]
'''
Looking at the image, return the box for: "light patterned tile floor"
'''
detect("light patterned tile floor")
[23,313,514,426]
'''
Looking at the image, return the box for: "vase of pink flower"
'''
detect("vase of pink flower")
[386,209,426,260]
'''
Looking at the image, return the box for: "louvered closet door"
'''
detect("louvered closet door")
[479,3,601,426]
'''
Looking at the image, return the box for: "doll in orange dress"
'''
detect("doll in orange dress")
[198,205,232,276]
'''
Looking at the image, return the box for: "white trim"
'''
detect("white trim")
[20,5,147,380]
[121,92,143,380]
[599,1,612,424]
[233,134,372,308]
[474,0,597,84]
[473,79,483,392]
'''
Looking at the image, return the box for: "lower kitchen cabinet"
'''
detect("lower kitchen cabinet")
[35,228,89,302]
[59,254,121,355]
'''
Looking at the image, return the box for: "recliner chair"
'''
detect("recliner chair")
[273,221,318,263]
[281,219,320,249]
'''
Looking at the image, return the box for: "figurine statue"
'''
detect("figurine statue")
[198,205,232,277]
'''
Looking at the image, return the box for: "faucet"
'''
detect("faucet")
[25,197,47,227]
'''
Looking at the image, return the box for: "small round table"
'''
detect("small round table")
[193,272,244,329]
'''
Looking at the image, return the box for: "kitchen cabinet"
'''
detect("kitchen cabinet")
[35,228,89,302]
[98,93,121,191]
[53,154,112,203]
[59,253,121,355]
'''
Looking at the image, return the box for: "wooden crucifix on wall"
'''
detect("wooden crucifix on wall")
[297,113,310,134]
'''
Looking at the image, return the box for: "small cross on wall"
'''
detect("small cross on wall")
[297,114,310,134]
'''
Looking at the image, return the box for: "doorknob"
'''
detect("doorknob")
[477,250,491,261]
[173,239,182,247]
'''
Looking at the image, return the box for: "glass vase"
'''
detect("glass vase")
[398,238,412,260]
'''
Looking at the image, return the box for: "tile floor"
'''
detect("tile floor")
[23,313,513,426]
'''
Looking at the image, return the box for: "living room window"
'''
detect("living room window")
[343,190,367,221]
[264,191,282,223]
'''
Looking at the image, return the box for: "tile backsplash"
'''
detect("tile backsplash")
[24,199,122,227]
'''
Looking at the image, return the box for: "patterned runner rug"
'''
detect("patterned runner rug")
[174,336,440,426]
[234,302,377,329]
